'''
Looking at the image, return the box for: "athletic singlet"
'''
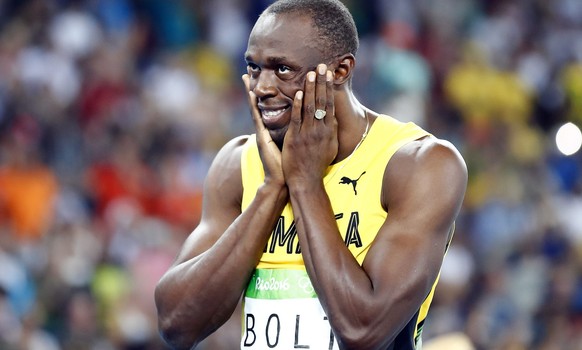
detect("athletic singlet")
[240,115,446,350]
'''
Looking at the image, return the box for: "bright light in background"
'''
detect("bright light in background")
[556,122,582,156]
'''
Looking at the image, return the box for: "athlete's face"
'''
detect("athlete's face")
[244,13,326,148]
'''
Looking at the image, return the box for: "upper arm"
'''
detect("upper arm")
[363,136,467,302]
[172,136,249,265]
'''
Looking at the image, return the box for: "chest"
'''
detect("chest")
[258,160,388,269]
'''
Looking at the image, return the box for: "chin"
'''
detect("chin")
[269,128,287,150]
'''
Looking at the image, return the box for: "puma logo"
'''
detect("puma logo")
[339,171,366,195]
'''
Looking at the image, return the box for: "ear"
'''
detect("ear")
[332,53,355,86]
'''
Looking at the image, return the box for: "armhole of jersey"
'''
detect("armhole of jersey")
[387,122,432,157]
[369,118,431,165]
[240,135,252,185]
[240,134,257,211]
[415,222,457,345]
[377,122,431,190]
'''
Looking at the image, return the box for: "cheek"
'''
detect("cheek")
[280,79,305,99]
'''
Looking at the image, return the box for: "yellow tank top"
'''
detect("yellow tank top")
[239,115,438,350]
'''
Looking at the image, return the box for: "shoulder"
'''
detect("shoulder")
[382,135,467,210]
[215,135,252,158]
[204,135,253,199]
[393,136,466,173]
[209,135,253,172]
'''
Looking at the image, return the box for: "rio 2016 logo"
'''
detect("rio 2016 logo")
[255,277,290,291]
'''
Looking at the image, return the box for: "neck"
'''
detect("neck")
[333,91,372,163]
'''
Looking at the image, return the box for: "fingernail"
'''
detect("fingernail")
[327,71,333,81]
[318,64,326,75]
[296,90,303,99]
[308,72,315,82]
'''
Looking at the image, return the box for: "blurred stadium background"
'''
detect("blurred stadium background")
[0,0,581,349]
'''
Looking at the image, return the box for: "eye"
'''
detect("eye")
[277,65,292,75]
[247,63,260,76]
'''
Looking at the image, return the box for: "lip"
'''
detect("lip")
[258,105,290,129]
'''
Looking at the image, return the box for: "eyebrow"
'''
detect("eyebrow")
[244,54,291,66]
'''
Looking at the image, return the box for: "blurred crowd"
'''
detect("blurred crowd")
[0,0,581,349]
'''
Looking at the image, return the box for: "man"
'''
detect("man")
[154,0,467,349]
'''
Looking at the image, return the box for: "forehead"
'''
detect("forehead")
[246,12,323,63]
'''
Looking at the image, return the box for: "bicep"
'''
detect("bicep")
[172,137,247,265]
[363,138,467,297]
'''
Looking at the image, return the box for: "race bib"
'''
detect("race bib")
[241,269,339,350]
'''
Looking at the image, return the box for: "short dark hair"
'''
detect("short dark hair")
[264,0,359,59]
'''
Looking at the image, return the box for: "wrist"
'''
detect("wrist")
[263,176,286,190]
[287,177,325,196]
[260,178,289,203]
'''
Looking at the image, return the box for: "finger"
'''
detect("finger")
[315,64,328,121]
[288,90,303,136]
[242,74,265,133]
[242,73,250,90]
[303,71,316,128]
[325,70,335,122]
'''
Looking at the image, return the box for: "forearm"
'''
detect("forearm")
[155,183,288,349]
[289,185,375,323]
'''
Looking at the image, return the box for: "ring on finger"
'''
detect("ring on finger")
[314,109,326,120]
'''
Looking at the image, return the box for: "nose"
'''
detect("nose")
[253,70,277,98]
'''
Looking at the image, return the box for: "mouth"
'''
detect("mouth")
[259,106,290,129]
